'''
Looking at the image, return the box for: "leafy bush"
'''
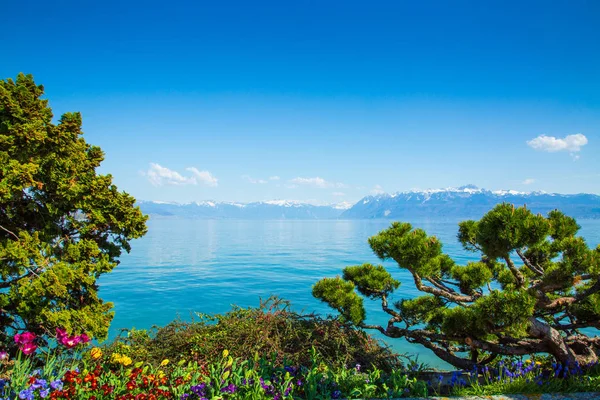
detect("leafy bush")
[103,297,404,373]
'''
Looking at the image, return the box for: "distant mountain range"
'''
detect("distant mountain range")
[138,185,600,219]
[341,185,600,219]
[137,199,351,219]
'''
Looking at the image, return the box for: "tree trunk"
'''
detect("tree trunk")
[567,337,599,365]
[528,317,578,364]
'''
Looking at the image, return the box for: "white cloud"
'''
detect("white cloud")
[522,178,535,185]
[371,184,385,195]
[269,176,280,181]
[526,134,588,155]
[242,175,268,184]
[332,192,345,197]
[289,176,347,189]
[187,167,218,186]
[146,163,218,187]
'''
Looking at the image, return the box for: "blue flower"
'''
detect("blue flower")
[50,380,63,390]
[18,389,34,400]
[331,390,342,399]
[31,379,47,390]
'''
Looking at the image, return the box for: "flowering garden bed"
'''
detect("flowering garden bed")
[2,325,600,399]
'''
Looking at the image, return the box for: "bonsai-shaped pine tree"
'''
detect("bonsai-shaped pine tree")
[0,74,147,346]
[313,204,600,369]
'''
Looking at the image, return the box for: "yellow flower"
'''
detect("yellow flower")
[121,356,133,366]
[158,370,165,379]
[535,361,542,366]
[525,359,532,364]
[222,349,229,358]
[111,353,123,363]
[160,359,169,367]
[90,348,102,360]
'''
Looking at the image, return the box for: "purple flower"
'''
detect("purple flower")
[18,389,34,400]
[190,383,207,396]
[332,390,342,399]
[284,366,298,375]
[39,388,49,398]
[50,380,63,390]
[31,379,47,390]
[220,383,237,394]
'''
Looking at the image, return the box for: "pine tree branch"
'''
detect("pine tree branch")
[543,279,600,310]
[504,255,526,288]
[516,249,544,275]
[465,336,546,355]
[553,321,600,330]
[0,224,19,240]
[381,294,401,319]
[426,277,460,295]
[410,269,478,303]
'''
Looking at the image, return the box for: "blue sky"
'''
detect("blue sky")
[3,0,599,204]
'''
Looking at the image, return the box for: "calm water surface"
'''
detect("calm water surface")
[99,218,600,369]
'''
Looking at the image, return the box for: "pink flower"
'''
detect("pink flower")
[20,342,37,355]
[61,335,81,349]
[56,327,68,341]
[79,333,90,343]
[14,332,36,344]
[0,351,8,360]
[56,328,91,348]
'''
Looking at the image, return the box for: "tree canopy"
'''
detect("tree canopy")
[313,204,600,369]
[0,73,147,346]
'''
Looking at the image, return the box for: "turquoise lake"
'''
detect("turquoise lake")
[99,218,600,369]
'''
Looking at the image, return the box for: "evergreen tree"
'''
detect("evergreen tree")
[0,74,147,346]
[313,204,600,368]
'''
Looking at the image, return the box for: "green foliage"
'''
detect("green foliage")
[570,293,600,323]
[103,297,401,373]
[0,74,147,343]
[396,295,445,329]
[342,263,400,299]
[368,222,445,277]
[312,277,366,325]
[450,262,493,295]
[314,203,600,368]
[469,203,550,259]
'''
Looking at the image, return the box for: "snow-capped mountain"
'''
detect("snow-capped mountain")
[341,185,600,219]
[137,186,600,220]
[137,200,347,219]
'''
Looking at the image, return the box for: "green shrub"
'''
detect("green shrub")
[103,297,404,372]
